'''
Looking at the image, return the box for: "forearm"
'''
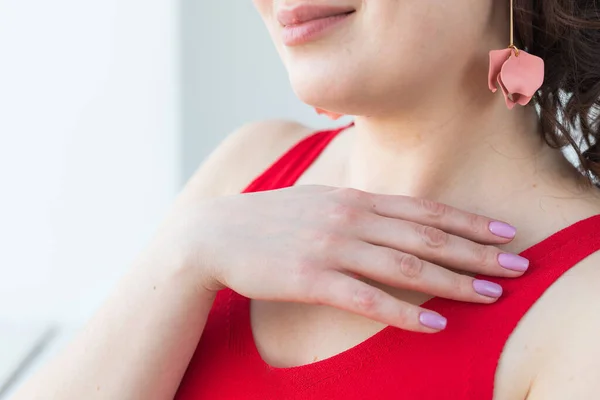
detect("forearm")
[12,253,216,400]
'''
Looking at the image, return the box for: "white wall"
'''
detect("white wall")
[0,0,180,326]
[0,0,348,337]
[180,1,352,181]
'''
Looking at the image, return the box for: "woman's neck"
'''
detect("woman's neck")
[346,95,586,223]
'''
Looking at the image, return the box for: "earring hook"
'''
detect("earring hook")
[509,0,519,56]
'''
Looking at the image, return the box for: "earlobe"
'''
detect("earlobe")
[315,108,344,120]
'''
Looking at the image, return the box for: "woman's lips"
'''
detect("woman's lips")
[277,5,355,46]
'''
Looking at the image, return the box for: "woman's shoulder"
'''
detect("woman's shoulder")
[515,200,600,399]
[520,246,600,399]
[183,120,315,199]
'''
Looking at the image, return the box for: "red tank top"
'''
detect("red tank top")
[175,125,600,400]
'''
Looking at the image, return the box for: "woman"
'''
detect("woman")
[13,0,600,399]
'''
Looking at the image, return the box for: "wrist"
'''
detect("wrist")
[130,240,219,302]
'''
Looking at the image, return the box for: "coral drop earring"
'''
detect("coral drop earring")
[488,0,544,109]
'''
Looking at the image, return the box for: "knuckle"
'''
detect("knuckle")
[329,203,361,225]
[450,273,466,296]
[312,230,342,251]
[336,187,367,203]
[352,286,379,312]
[466,213,485,235]
[473,245,496,269]
[397,253,423,279]
[417,225,449,249]
[395,306,411,327]
[418,198,447,220]
[291,257,318,283]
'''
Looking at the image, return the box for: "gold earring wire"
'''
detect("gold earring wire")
[508,0,519,56]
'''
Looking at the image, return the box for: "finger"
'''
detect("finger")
[313,272,447,333]
[356,215,529,277]
[338,241,503,303]
[353,191,517,244]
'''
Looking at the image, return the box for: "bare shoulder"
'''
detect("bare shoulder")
[181,120,315,200]
[524,248,600,399]
[494,196,600,400]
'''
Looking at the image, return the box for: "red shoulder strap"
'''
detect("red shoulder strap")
[465,213,600,398]
[242,123,352,193]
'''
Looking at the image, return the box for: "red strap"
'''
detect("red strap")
[176,117,600,399]
[243,123,352,193]
[467,213,600,398]
[238,121,600,397]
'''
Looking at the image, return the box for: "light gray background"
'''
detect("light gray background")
[0,1,586,397]
[0,3,350,394]
[0,0,347,327]
[180,1,350,182]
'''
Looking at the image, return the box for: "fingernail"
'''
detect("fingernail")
[419,312,447,330]
[473,279,503,298]
[498,253,530,272]
[489,221,517,239]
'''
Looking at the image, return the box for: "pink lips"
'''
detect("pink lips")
[277,4,355,46]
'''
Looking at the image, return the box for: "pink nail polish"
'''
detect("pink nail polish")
[419,312,447,330]
[473,279,503,298]
[498,253,530,272]
[489,221,517,239]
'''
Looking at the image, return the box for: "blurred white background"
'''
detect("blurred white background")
[0,0,346,395]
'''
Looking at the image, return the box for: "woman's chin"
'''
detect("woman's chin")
[290,79,354,114]
[287,65,406,117]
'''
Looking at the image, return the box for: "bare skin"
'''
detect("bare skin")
[10,119,600,400]
[10,0,600,397]
[242,122,600,400]
[246,0,600,395]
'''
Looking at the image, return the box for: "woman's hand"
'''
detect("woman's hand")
[163,185,528,333]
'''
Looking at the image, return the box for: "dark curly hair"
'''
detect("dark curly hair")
[514,0,600,185]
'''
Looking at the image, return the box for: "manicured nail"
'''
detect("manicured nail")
[498,253,530,272]
[419,312,447,330]
[489,221,517,239]
[473,279,503,298]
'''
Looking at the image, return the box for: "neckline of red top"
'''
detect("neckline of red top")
[228,213,600,378]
